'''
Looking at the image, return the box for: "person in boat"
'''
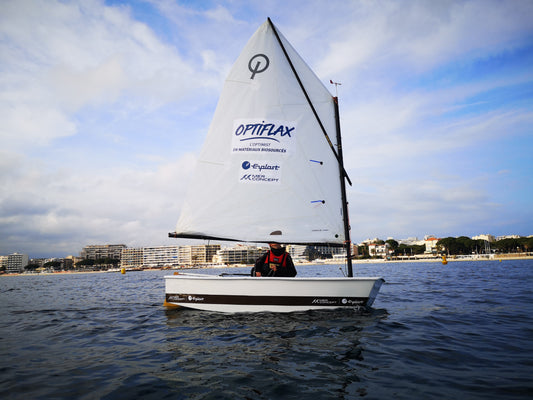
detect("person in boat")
[251,242,297,277]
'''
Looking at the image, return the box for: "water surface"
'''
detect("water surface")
[1,260,532,399]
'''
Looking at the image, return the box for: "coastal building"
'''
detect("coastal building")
[0,255,7,270]
[214,245,266,264]
[368,243,391,258]
[81,244,127,261]
[496,235,521,241]
[121,247,144,268]
[287,245,308,262]
[360,238,381,245]
[121,246,182,268]
[472,234,495,242]
[287,245,346,261]
[178,245,221,265]
[424,237,440,254]
[65,255,83,268]
[143,245,180,268]
[398,237,425,246]
[6,253,29,273]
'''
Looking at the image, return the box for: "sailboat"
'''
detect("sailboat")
[165,18,383,313]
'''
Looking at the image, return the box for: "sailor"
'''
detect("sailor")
[251,243,297,277]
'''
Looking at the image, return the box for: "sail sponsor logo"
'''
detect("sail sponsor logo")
[234,122,294,140]
[240,174,279,183]
[248,54,269,79]
[241,161,280,172]
[232,119,295,155]
[239,160,281,184]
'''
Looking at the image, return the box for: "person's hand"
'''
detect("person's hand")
[256,272,262,277]
[269,265,277,272]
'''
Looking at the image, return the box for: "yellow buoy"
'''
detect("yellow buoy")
[121,267,126,274]
[441,255,448,265]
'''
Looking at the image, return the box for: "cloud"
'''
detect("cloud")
[0,0,210,151]
[0,152,197,257]
[1,0,531,257]
[349,176,501,241]
[316,0,533,78]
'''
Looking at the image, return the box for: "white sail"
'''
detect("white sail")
[174,20,346,245]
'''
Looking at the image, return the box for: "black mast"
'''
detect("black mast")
[333,97,353,277]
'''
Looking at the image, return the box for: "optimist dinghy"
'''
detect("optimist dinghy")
[166,18,383,312]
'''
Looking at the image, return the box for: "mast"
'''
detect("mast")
[333,97,353,277]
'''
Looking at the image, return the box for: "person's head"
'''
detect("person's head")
[269,242,281,250]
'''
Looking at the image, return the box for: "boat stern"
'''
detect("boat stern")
[365,278,384,307]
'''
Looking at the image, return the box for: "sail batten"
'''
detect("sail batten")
[173,19,347,245]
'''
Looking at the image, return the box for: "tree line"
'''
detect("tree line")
[357,236,533,258]
[24,258,120,271]
[437,236,533,255]
[357,240,427,258]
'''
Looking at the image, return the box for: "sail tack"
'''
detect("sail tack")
[172,20,346,245]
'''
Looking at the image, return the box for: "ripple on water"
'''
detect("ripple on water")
[0,263,532,399]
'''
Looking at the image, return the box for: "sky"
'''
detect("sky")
[1,0,532,258]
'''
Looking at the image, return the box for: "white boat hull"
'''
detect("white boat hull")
[164,274,384,313]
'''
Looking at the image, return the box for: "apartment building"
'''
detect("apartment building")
[472,234,496,242]
[178,245,221,265]
[81,244,127,260]
[121,247,144,268]
[287,245,308,262]
[6,253,29,273]
[214,245,266,264]
[143,246,180,268]
[368,243,391,258]
[424,237,440,254]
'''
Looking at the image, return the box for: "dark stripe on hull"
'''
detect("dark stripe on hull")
[166,293,368,307]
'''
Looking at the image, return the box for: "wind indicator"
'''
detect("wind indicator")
[330,80,342,97]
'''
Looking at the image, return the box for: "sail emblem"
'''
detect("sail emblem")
[248,54,269,79]
[239,160,282,184]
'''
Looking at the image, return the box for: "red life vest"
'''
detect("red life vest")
[265,250,288,270]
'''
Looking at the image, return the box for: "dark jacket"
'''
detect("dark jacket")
[251,247,297,277]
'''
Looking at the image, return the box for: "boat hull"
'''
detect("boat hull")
[164,275,384,313]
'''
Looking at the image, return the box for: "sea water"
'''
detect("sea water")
[0,260,531,399]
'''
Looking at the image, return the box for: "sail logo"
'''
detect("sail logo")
[239,160,282,184]
[248,54,269,79]
[232,119,295,155]
[241,161,280,172]
[234,122,294,141]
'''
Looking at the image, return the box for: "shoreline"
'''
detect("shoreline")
[2,254,532,277]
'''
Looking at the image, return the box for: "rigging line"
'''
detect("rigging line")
[267,18,352,186]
